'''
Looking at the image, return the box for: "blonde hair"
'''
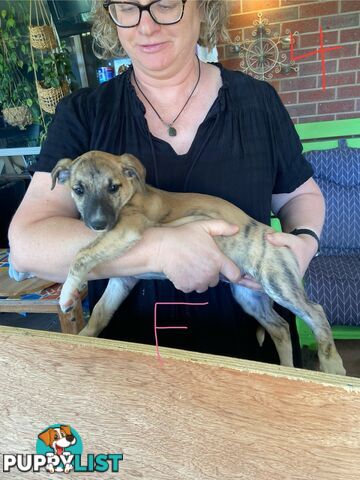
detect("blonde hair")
[91,0,230,59]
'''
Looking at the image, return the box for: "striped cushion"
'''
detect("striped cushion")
[305,139,360,254]
[304,140,360,326]
[304,255,360,326]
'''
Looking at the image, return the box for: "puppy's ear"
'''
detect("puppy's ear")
[51,158,73,190]
[38,428,52,446]
[121,154,146,191]
[60,425,72,436]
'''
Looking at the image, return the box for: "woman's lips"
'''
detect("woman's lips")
[138,42,167,53]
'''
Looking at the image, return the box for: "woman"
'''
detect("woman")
[9,0,324,365]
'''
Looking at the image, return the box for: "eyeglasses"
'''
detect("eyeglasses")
[103,0,187,28]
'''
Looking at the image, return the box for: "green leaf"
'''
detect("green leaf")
[1,10,6,18]
[26,98,33,107]
[6,17,15,28]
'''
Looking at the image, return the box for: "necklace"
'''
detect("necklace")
[132,56,201,137]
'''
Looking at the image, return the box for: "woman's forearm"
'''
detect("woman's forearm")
[9,216,159,283]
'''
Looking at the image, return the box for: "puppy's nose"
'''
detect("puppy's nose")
[89,219,108,231]
[66,435,75,442]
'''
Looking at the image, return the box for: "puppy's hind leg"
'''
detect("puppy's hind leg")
[79,277,138,337]
[261,253,346,375]
[230,284,294,367]
[273,293,345,375]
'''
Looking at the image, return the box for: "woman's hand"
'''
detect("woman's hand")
[154,220,243,293]
[266,231,318,277]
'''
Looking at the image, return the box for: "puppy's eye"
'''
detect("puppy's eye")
[72,185,84,196]
[54,434,59,440]
[108,184,120,193]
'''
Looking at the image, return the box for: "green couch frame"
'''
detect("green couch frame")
[272,118,360,348]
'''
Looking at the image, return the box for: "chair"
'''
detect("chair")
[294,118,360,346]
[304,138,360,323]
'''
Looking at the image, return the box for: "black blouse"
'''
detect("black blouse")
[35,64,313,366]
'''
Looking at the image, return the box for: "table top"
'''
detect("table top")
[1,326,359,479]
[0,249,58,300]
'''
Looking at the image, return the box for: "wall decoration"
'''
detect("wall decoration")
[235,12,299,81]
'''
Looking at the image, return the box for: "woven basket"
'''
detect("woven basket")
[37,81,70,114]
[2,106,33,130]
[29,24,57,50]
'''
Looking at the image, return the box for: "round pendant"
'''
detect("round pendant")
[168,126,177,137]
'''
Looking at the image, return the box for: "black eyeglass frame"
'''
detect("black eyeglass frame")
[103,0,187,28]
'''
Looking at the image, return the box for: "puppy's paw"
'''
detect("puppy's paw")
[46,464,55,474]
[64,464,73,473]
[319,353,346,376]
[60,278,81,313]
[78,324,98,337]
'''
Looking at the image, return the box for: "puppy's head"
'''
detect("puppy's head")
[38,425,76,450]
[51,151,146,232]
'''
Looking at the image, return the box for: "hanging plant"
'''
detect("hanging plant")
[34,42,74,114]
[0,4,38,129]
[29,24,57,51]
[29,0,74,115]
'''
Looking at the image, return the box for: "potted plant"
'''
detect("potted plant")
[28,0,75,115]
[35,42,74,114]
[0,2,40,129]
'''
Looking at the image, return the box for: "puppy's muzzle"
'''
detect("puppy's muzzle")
[83,199,117,232]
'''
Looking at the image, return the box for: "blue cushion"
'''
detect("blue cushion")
[304,255,360,326]
[305,140,360,254]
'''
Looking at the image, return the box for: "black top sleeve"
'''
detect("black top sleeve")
[33,88,93,173]
[265,83,314,194]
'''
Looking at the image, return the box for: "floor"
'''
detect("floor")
[0,312,359,378]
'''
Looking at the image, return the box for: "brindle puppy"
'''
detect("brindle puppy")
[51,151,346,375]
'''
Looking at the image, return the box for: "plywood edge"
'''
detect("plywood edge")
[1,325,359,391]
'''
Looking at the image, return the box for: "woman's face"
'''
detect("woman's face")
[114,0,201,73]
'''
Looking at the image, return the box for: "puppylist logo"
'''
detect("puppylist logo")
[2,424,123,474]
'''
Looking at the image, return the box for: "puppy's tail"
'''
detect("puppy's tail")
[256,326,266,347]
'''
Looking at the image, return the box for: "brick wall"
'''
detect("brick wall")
[219,0,360,123]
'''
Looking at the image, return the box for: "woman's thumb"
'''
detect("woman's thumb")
[203,220,239,237]
[266,232,292,247]
[220,256,242,283]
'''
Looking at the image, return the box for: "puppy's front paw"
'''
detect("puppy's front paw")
[60,278,81,313]
[64,463,73,473]
[46,464,55,474]
[78,324,98,337]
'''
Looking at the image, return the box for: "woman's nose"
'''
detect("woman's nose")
[137,10,161,35]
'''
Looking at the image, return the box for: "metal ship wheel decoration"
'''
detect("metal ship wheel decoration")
[235,12,299,81]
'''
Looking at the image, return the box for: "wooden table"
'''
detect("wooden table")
[0,249,85,334]
[0,326,359,479]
